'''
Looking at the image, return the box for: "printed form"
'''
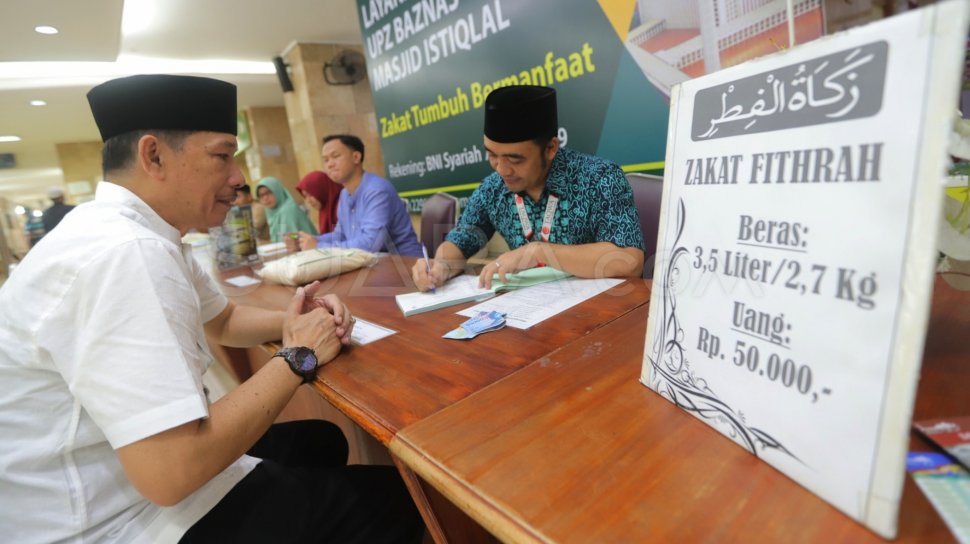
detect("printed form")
[457,277,623,329]
[350,318,397,345]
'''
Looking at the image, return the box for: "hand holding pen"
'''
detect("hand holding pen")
[421,244,436,294]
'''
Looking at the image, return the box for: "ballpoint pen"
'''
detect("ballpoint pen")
[422,244,436,294]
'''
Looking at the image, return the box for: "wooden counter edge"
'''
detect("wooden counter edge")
[312,378,396,446]
[390,433,550,544]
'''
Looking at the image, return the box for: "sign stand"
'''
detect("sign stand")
[641,1,970,538]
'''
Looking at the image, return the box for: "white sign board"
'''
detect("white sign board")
[640,1,970,538]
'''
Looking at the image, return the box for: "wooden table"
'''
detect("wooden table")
[330,268,648,442]
[391,277,969,543]
[225,255,653,541]
[228,255,651,444]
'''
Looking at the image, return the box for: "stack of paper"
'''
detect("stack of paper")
[395,275,494,317]
[257,241,287,258]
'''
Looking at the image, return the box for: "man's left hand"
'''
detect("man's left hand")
[301,280,355,345]
[479,242,547,289]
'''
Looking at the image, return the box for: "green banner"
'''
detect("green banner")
[356,0,669,205]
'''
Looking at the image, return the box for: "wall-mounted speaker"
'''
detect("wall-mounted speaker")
[272,56,294,93]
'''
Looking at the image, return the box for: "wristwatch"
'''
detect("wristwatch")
[273,346,318,384]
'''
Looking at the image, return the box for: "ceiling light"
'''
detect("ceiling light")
[34,25,59,35]
[29,100,47,106]
[0,57,275,91]
[32,210,43,218]
[0,136,22,143]
[121,0,156,35]
[14,206,26,215]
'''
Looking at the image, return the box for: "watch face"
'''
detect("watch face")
[295,347,317,372]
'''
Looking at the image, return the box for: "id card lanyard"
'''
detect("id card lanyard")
[514,193,559,242]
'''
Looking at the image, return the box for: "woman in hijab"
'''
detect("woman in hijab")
[296,171,342,234]
[255,176,318,242]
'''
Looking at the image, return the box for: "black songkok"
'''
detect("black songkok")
[87,74,237,142]
[483,85,558,143]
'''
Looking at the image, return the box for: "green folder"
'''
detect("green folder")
[489,266,572,291]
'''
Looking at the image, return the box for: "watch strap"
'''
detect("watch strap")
[273,346,318,384]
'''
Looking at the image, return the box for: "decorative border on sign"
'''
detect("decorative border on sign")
[649,199,798,461]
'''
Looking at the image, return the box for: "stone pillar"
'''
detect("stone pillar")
[240,106,300,195]
[281,43,382,178]
[55,141,102,203]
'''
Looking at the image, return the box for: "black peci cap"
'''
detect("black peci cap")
[87,74,237,142]
[483,85,558,143]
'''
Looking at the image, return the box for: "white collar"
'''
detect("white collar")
[94,181,183,247]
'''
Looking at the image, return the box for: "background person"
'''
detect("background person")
[41,186,75,236]
[0,74,422,543]
[29,185,75,247]
[232,183,269,242]
[255,176,317,243]
[296,170,342,235]
[292,134,422,256]
[412,85,645,291]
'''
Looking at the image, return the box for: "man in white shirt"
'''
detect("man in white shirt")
[0,74,422,543]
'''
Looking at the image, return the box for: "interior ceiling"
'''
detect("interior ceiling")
[0,0,363,205]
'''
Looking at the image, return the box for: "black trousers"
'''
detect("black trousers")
[180,420,424,544]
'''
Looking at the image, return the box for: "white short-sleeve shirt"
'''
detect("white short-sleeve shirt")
[0,182,259,543]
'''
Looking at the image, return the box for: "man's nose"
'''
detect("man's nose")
[228,163,245,188]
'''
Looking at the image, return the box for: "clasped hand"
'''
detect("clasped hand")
[282,280,354,366]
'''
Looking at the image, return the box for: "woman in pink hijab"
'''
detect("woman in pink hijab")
[296,170,342,234]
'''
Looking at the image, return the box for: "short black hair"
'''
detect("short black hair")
[323,134,365,161]
[101,129,193,177]
[531,135,556,149]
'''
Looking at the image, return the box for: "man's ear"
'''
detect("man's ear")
[544,137,560,162]
[353,151,362,165]
[137,134,165,179]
